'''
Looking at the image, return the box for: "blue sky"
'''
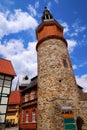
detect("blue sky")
[0,0,87,91]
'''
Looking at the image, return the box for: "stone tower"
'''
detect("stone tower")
[36,7,79,130]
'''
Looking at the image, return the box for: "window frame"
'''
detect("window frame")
[26,111,29,123]
[32,110,36,122]
[30,90,34,100]
[25,94,28,102]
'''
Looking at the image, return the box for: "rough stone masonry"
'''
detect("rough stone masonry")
[36,7,87,130]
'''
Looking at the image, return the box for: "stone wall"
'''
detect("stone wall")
[79,101,87,125]
[37,38,79,130]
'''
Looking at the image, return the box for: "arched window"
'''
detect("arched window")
[32,110,36,122]
[31,91,34,100]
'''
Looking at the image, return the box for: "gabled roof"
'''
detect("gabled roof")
[0,58,16,76]
[8,90,21,104]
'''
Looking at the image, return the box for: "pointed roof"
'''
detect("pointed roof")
[36,7,63,36]
[21,74,30,85]
[36,7,68,51]
[0,58,16,76]
[42,7,54,21]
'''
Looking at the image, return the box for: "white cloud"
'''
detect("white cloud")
[0,39,37,90]
[67,39,77,53]
[47,2,52,10]
[0,0,14,5]
[0,39,24,56]
[79,62,87,68]
[70,18,86,37]
[76,74,87,92]
[0,9,38,39]
[62,22,69,34]
[35,1,40,9]
[28,4,37,17]
[72,20,86,32]
[0,0,14,12]
[54,0,59,3]
[72,64,77,70]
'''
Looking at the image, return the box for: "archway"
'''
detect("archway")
[76,117,84,130]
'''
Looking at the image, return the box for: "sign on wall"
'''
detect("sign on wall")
[61,106,77,130]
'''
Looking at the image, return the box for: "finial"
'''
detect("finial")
[44,6,47,10]
[23,68,29,80]
[42,7,54,21]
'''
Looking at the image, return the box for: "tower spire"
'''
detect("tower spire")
[36,8,67,51]
[42,7,54,21]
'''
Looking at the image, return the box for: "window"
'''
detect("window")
[26,112,29,123]
[0,75,4,79]
[2,87,10,94]
[22,110,24,122]
[25,94,28,102]
[31,91,34,100]
[32,110,36,122]
[1,97,8,104]
[4,80,11,87]
[0,79,3,86]
[0,87,2,93]
[0,96,1,104]
[0,114,5,123]
[5,76,12,80]
[63,59,68,68]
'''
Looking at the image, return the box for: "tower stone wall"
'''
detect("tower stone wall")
[36,8,82,130]
[37,37,79,130]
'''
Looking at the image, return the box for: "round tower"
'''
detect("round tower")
[36,7,79,130]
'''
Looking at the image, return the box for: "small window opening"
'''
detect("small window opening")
[63,59,68,68]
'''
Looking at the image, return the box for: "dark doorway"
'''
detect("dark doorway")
[76,117,84,130]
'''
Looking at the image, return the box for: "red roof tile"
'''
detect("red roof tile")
[8,90,21,104]
[0,58,16,76]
